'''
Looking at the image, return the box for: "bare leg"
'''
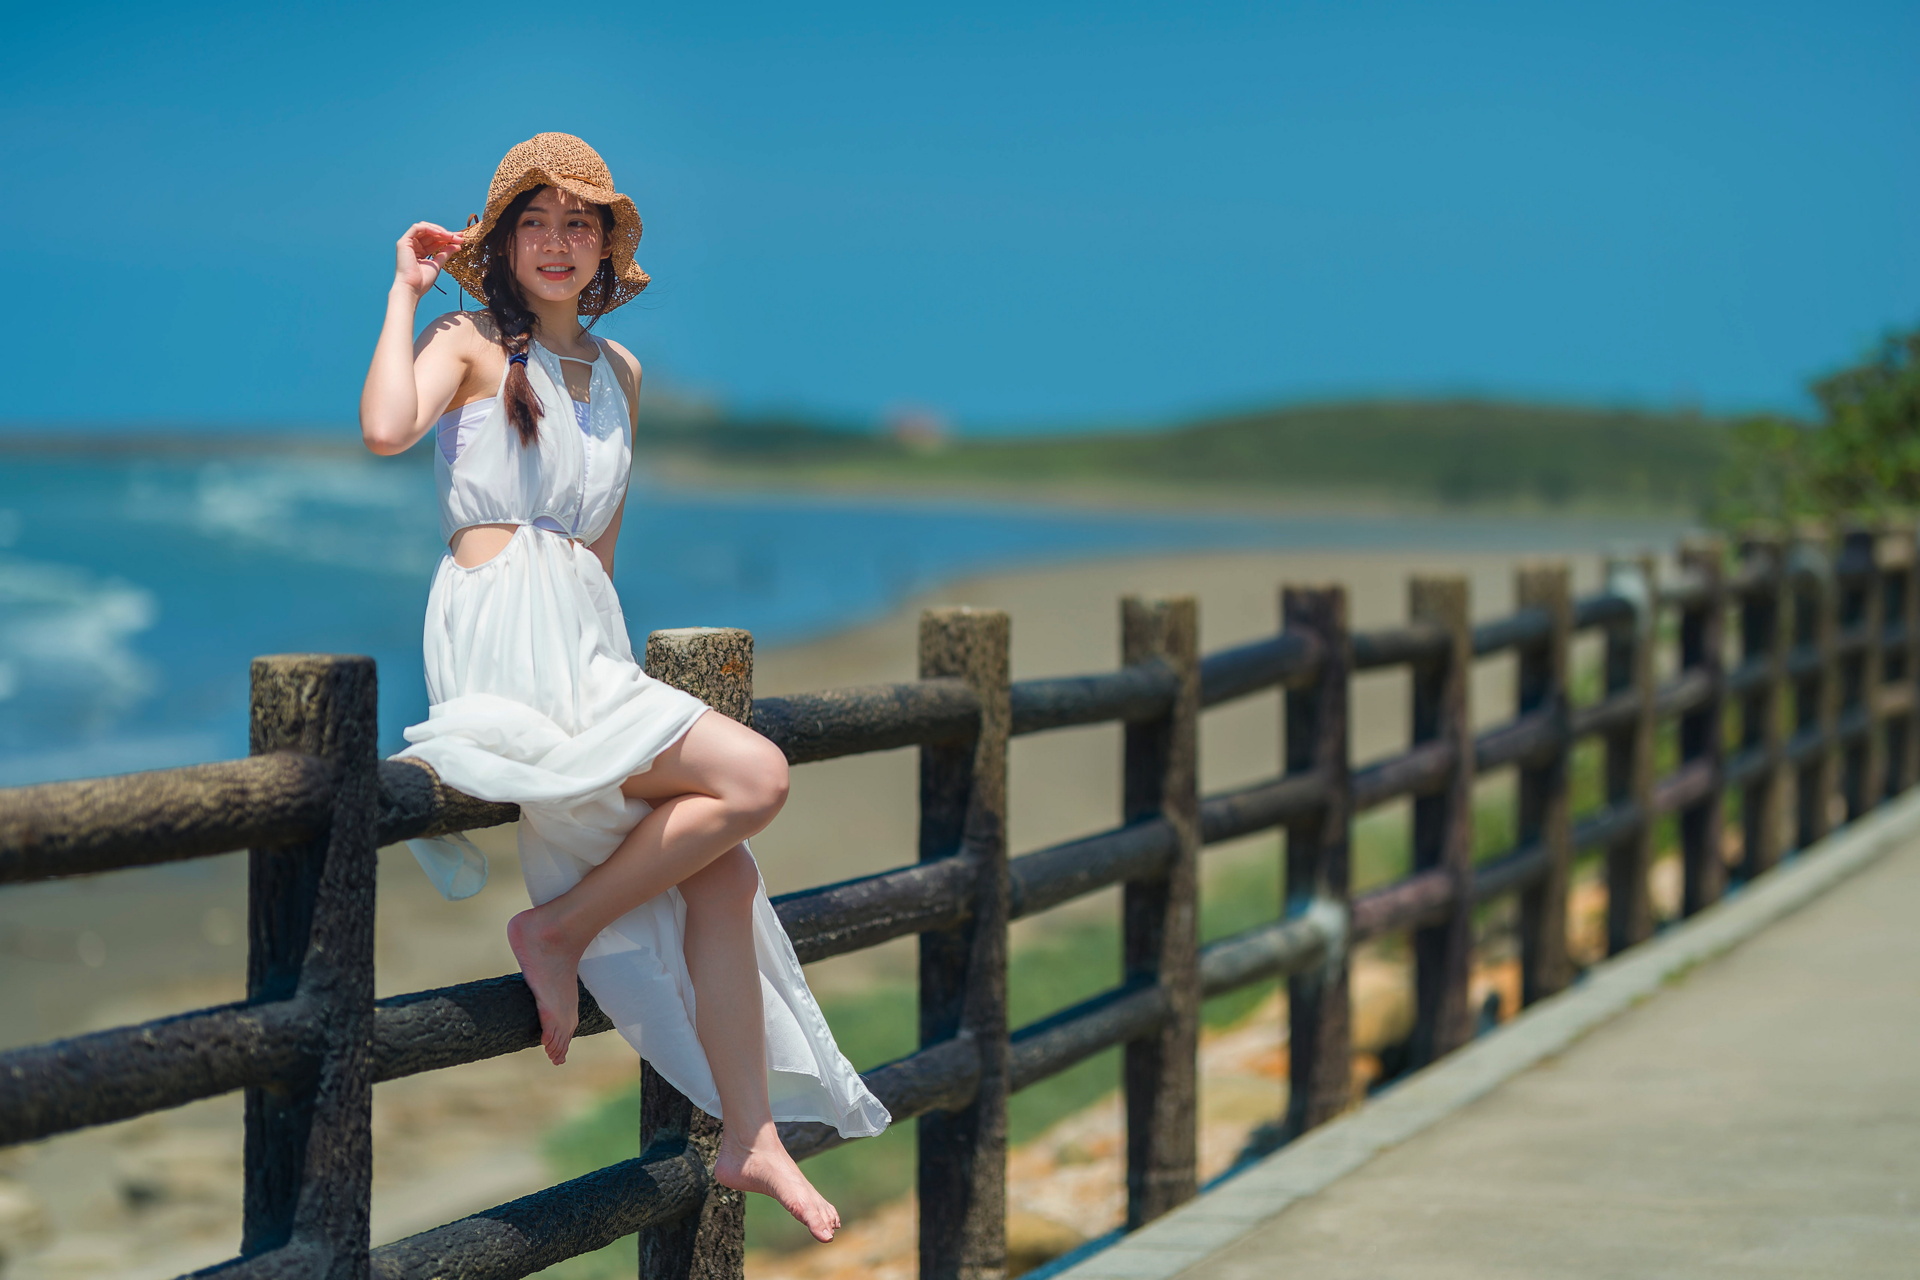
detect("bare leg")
[504,711,842,1241]
[507,712,787,1065]
[680,849,841,1243]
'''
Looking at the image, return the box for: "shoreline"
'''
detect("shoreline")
[637,452,1707,524]
[0,431,1706,526]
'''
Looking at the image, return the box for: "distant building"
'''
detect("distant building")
[885,405,951,454]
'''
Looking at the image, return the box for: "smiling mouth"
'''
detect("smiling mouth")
[537,264,577,280]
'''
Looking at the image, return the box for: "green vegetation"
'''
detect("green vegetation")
[641,398,1733,511]
[1714,325,1920,526]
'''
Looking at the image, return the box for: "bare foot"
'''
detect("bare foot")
[715,1127,841,1243]
[506,908,582,1065]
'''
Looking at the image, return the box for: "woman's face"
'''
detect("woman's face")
[508,186,610,305]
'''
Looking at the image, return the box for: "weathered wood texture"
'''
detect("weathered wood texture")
[917,609,1012,1280]
[1198,633,1320,706]
[374,757,517,844]
[242,656,378,1279]
[0,754,333,884]
[1602,554,1657,952]
[1282,586,1353,1136]
[0,997,319,1146]
[637,628,754,1280]
[1515,563,1573,1003]
[1120,597,1201,1228]
[1738,533,1789,880]
[1792,523,1839,850]
[1838,525,1884,822]
[1677,539,1729,916]
[1897,526,1920,796]
[1408,577,1474,1067]
[753,679,977,763]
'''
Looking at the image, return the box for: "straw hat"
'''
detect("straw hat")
[445,132,649,316]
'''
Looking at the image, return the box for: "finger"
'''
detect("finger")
[401,225,462,252]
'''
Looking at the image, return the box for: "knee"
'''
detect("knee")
[682,845,761,914]
[722,737,789,831]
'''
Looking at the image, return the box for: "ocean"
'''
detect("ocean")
[0,449,1688,786]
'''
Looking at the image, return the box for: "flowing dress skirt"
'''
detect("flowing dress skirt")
[398,525,889,1138]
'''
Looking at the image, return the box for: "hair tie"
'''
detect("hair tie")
[508,353,528,367]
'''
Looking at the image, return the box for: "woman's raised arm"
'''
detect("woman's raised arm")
[360,222,469,456]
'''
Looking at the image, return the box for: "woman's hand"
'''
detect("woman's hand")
[394,222,465,298]
[363,222,471,455]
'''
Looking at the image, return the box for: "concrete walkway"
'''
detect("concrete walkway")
[1059,796,1920,1279]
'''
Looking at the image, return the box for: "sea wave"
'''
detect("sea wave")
[0,554,158,753]
[125,457,443,576]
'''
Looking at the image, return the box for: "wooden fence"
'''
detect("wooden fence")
[2,521,1917,1280]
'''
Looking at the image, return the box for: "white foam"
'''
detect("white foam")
[0,556,157,717]
[122,456,442,576]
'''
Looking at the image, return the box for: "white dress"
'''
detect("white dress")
[397,338,890,1139]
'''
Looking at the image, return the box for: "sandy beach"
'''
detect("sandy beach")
[0,539,1660,1278]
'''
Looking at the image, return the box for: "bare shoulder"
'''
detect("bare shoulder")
[597,337,644,403]
[415,309,496,355]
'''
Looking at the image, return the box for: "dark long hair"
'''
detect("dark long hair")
[480,186,619,446]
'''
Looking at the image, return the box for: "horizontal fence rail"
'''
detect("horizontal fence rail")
[5,520,1920,1280]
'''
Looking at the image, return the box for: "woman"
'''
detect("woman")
[359,132,885,1244]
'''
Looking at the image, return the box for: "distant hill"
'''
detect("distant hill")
[640,398,1738,511]
[0,397,1739,512]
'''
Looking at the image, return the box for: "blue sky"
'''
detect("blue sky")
[2,0,1915,434]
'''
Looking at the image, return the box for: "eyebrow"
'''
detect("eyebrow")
[522,201,591,217]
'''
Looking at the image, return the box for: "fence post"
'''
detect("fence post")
[1895,524,1920,798]
[1792,522,1839,849]
[1408,576,1473,1068]
[637,628,755,1280]
[1677,538,1728,916]
[1282,586,1353,1134]
[243,655,378,1278]
[918,608,1012,1280]
[1121,596,1200,1228]
[1514,563,1573,1003]
[1738,532,1788,880]
[1838,523,1885,820]
[1602,553,1657,953]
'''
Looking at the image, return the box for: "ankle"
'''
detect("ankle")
[513,905,586,956]
[720,1120,781,1157]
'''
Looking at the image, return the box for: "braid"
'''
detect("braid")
[484,265,543,446]
[479,188,546,446]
